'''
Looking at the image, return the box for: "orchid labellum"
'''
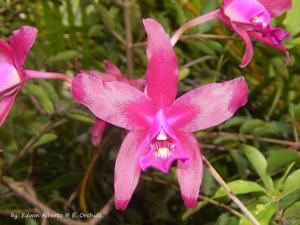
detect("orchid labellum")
[72,19,248,210]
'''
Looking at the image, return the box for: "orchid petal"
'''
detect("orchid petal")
[8,26,37,66]
[72,73,155,130]
[224,0,269,24]
[258,0,291,17]
[103,60,123,76]
[232,24,254,68]
[0,91,18,126]
[114,131,148,210]
[176,132,203,208]
[143,19,178,108]
[166,77,248,132]
[91,119,107,147]
[0,39,14,65]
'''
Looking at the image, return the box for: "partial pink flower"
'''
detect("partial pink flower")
[0,26,71,126]
[218,0,291,67]
[72,19,248,209]
[0,26,37,126]
[170,0,291,68]
[87,60,145,147]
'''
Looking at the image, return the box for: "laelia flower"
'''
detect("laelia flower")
[0,26,71,126]
[170,0,291,67]
[88,60,145,146]
[218,0,291,67]
[72,19,248,210]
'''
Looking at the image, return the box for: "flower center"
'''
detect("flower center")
[151,130,175,159]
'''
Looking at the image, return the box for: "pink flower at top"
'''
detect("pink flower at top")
[72,19,248,210]
[0,26,71,126]
[218,0,291,67]
[88,60,145,147]
[170,0,291,68]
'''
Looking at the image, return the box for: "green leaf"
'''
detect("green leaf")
[219,116,249,130]
[240,144,274,191]
[239,202,275,225]
[88,24,103,38]
[283,0,300,36]
[179,68,190,80]
[32,133,57,148]
[239,119,264,134]
[276,163,295,192]
[67,113,94,124]
[48,50,80,63]
[267,148,300,172]
[26,84,55,114]
[284,201,300,220]
[25,218,39,225]
[41,172,82,191]
[213,180,266,199]
[282,169,300,197]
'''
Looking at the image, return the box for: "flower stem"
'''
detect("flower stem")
[170,9,220,46]
[203,156,260,225]
[25,70,72,83]
[123,0,134,78]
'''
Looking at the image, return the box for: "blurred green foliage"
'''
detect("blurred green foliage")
[0,0,299,225]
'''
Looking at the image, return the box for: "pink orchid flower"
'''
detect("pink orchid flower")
[88,60,145,147]
[170,0,291,68]
[72,19,248,210]
[218,0,291,67]
[0,26,71,126]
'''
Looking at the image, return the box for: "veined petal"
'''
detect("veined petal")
[258,0,291,17]
[0,91,18,126]
[91,119,107,147]
[72,73,156,130]
[166,77,248,132]
[232,24,254,68]
[8,26,38,66]
[114,131,149,210]
[176,132,203,208]
[224,0,269,24]
[143,19,178,108]
[0,62,21,95]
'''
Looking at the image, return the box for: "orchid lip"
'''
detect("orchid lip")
[139,127,189,173]
[151,130,175,159]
